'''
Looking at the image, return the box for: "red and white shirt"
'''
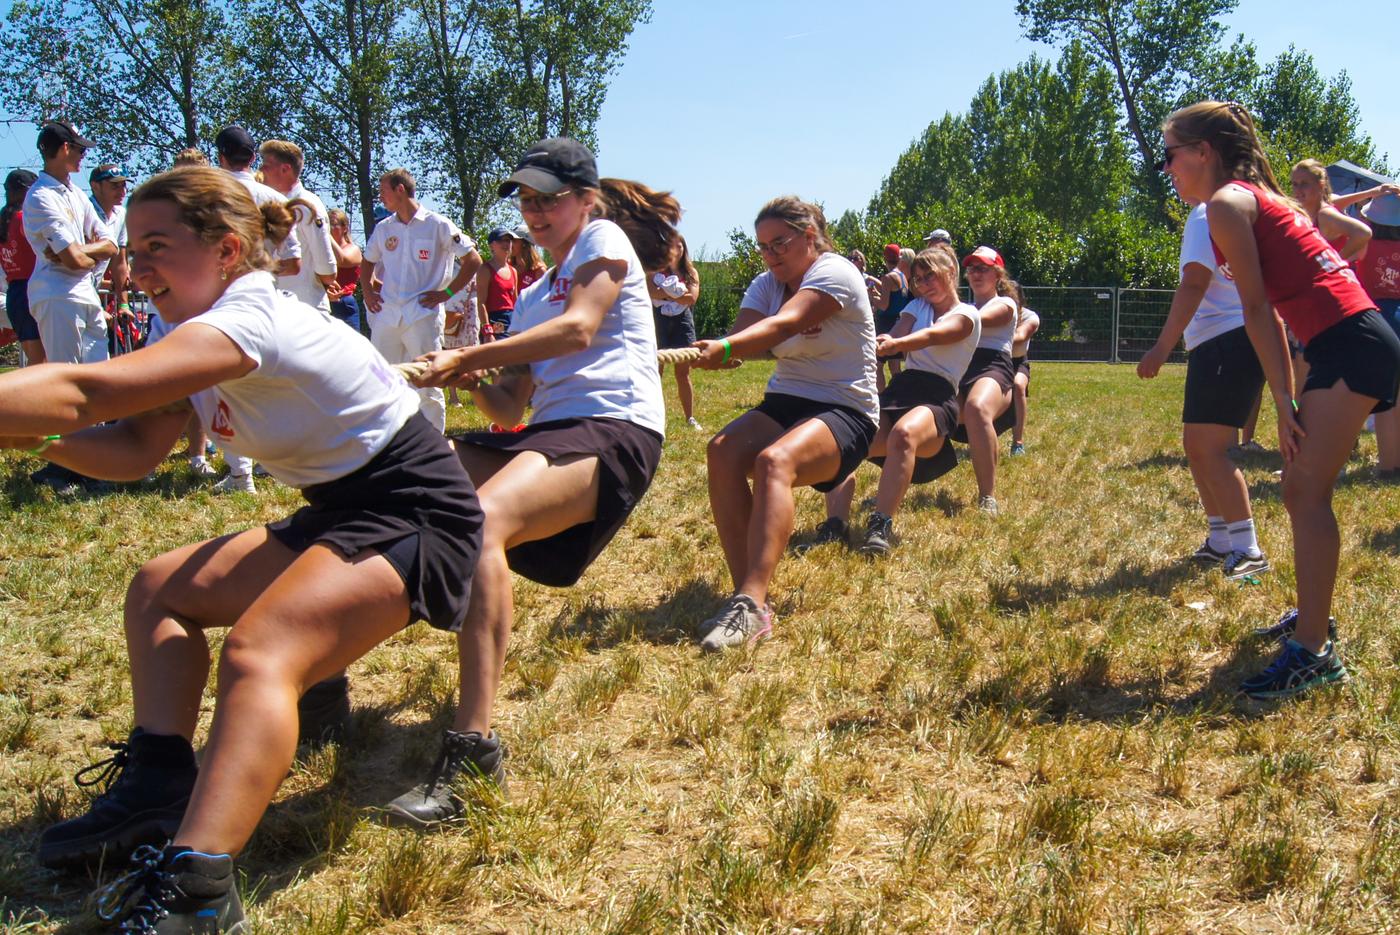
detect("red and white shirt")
[363,206,476,327]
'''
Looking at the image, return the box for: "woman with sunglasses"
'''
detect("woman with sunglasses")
[384,138,671,827]
[9,167,481,931]
[690,195,877,650]
[958,246,1018,515]
[1162,101,1400,699]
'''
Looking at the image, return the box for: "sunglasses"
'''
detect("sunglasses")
[1154,143,1196,173]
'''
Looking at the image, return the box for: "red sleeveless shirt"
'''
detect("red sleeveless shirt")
[1210,181,1375,347]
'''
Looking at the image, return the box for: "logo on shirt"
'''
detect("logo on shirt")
[548,276,571,303]
[418,249,431,261]
[1217,262,1235,282]
[210,399,235,439]
[385,236,399,252]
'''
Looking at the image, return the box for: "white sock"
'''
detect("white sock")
[1207,516,1229,551]
[1226,518,1260,556]
[189,455,207,467]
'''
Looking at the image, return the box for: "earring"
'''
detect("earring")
[220,267,228,281]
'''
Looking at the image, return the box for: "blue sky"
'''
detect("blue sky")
[1,0,1394,253]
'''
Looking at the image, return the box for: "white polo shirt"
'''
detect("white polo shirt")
[281,181,337,312]
[22,171,108,307]
[89,199,126,293]
[226,168,302,268]
[362,206,477,327]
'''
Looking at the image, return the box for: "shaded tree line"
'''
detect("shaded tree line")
[0,0,650,234]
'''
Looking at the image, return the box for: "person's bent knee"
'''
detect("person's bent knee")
[216,627,295,692]
[888,422,918,454]
[1281,470,1333,516]
[753,445,797,486]
[707,431,748,471]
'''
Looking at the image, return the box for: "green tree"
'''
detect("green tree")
[0,0,245,171]
[1250,46,1375,168]
[867,113,974,220]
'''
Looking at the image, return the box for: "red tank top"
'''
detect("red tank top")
[485,262,517,313]
[1210,181,1375,347]
[518,266,544,291]
[335,257,360,294]
[1,211,36,281]
[1358,235,1400,301]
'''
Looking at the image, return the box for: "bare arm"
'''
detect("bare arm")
[1137,264,1211,379]
[880,310,974,356]
[360,257,382,312]
[978,297,1016,329]
[1208,190,1302,461]
[1317,205,1373,262]
[693,287,843,368]
[330,238,362,269]
[469,372,535,428]
[422,249,483,308]
[1331,183,1400,211]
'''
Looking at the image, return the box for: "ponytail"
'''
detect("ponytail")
[596,177,683,272]
[1164,101,1288,200]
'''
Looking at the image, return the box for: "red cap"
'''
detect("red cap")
[882,243,901,262]
[962,245,1004,268]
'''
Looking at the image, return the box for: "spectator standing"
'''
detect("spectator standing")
[510,224,548,291]
[477,226,520,337]
[259,140,339,312]
[327,208,363,330]
[360,168,482,432]
[87,164,132,342]
[1,169,41,365]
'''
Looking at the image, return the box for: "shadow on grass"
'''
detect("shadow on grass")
[545,577,726,651]
[1367,524,1400,554]
[1121,451,1191,471]
[989,557,1201,611]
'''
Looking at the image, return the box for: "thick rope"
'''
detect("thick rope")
[393,346,703,388]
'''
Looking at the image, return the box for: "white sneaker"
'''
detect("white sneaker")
[189,458,218,478]
[687,417,704,432]
[697,594,773,652]
[213,472,256,494]
[978,495,999,516]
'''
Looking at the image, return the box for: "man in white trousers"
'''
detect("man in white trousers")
[361,168,480,432]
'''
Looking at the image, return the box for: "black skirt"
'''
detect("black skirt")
[267,413,483,632]
[751,393,877,493]
[1302,309,1400,414]
[960,347,1016,396]
[453,417,663,587]
[873,369,961,484]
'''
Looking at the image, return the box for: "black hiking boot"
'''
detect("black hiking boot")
[38,729,197,872]
[96,844,246,933]
[382,730,506,830]
[296,675,352,750]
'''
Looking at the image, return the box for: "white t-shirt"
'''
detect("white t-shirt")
[227,168,302,269]
[900,298,981,386]
[975,295,1017,353]
[90,200,126,293]
[1180,203,1245,350]
[146,271,420,488]
[740,252,878,425]
[652,272,689,317]
[22,171,108,307]
[362,206,477,327]
[512,219,666,436]
[281,182,338,312]
[1012,307,1040,358]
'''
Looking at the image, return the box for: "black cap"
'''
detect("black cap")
[487,226,519,243]
[5,168,37,190]
[38,119,95,151]
[498,137,599,197]
[215,126,256,160]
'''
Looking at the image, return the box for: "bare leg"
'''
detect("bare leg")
[1183,423,1251,523]
[738,420,842,605]
[874,408,942,518]
[675,363,696,422]
[962,378,1011,500]
[707,412,785,590]
[1012,372,1029,444]
[20,338,45,366]
[1374,405,1400,471]
[1240,390,1262,445]
[173,545,410,854]
[1281,383,1376,652]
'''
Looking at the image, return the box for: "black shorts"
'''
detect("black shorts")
[267,413,483,632]
[6,278,37,342]
[959,347,1015,397]
[454,417,663,587]
[1012,355,1030,377]
[653,309,696,350]
[1302,310,1400,414]
[1183,326,1265,427]
[874,370,960,484]
[750,393,877,492]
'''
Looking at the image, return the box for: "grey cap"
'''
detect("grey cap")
[923,228,952,244]
[1363,193,1400,227]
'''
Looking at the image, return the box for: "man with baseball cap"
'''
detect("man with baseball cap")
[923,228,952,246]
[88,164,132,335]
[22,120,118,492]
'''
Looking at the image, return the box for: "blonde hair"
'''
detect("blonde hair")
[129,167,295,276]
[910,245,959,292]
[1291,158,1333,200]
[327,207,350,228]
[1163,101,1286,199]
[755,196,834,254]
[172,148,209,168]
[259,139,305,177]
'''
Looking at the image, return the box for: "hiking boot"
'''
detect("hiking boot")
[96,844,246,933]
[382,730,506,830]
[1223,550,1270,580]
[1191,539,1230,565]
[697,594,773,652]
[37,729,197,871]
[1239,638,1348,700]
[794,517,847,554]
[978,495,999,516]
[858,512,894,557]
[1252,608,1338,645]
[297,676,352,750]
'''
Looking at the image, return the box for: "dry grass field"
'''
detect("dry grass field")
[2,361,1400,933]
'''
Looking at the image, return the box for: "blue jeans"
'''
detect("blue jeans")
[330,295,361,333]
[1377,298,1400,339]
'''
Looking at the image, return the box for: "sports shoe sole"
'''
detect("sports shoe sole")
[37,807,185,871]
[1225,558,1271,580]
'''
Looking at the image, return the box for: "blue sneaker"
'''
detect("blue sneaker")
[1239,639,1348,700]
[1252,609,1338,644]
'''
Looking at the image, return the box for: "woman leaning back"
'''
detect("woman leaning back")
[690,195,878,651]
[1163,100,1400,699]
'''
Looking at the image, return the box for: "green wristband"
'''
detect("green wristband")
[721,338,732,364]
[444,286,455,298]
[28,434,60,455]
[1291,399,1299,412]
